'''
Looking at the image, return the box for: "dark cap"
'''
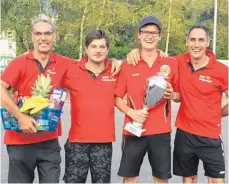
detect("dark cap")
[139,15,161,32]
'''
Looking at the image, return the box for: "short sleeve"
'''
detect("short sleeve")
[218,64,228,92]
[61,61,79,90]
[1,57,23,87]
[114,62,128,98]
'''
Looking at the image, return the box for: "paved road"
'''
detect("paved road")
[1,102,228,183]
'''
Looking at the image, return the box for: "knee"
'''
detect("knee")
[153,176,168,183]
[123,176,139,183]
[183,176,197,183]
[208,177,224,183]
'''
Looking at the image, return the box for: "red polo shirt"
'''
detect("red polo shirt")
[175,50,228,139]
[1,50,75,145]
[62,56,118,143]
[115,52,179,136]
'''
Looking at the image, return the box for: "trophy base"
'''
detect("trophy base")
[124,122,145,137]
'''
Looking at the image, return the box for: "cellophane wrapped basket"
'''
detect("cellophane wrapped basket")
[0,107,62,132]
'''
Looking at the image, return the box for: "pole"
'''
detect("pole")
[213,0,218,54]
[165,0,172,54]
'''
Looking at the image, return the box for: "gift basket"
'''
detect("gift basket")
[0,74,67,132]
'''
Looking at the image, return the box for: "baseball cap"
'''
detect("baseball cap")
[139,16,161,32]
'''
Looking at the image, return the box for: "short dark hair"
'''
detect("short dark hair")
[85,30,110,48]
[187,24,210,40]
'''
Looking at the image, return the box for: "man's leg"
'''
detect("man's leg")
[196,135,225,184]
[7,144,37,183]
[183,176,198,183]
[89,143,112,183]
[147,133,172,183]
[208,177,224,183]
[63,140,90,183]
[173,129,199,183]
[37,139,61,183]
[118,135,147,183]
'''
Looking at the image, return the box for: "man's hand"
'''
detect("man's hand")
[127,49,140,66]
[158,49,168,57]
[164,82,180,102]
[17,113,38,134]
[164,82,175,100]
[127,108,148,123]
[23,51,30,55]
[110,58,122,76]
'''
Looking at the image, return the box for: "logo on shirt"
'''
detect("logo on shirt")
[158,65,171,78]
[199,75,212,83]
[46,68,56,75]
[102,76,117,82]
[132,73,140,76]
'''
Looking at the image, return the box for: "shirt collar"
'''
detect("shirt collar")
[79,56,110,71]
[139,50,162,63]
[183,50,216,69]
[26,50,57,63]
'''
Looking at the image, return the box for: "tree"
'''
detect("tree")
[1,0,228,59]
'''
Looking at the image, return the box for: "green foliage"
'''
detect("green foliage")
[1,0,228,59]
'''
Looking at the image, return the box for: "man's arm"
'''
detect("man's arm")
[115,96,148,123]
[109,49,167,74]
[61,61,79,90]
[0,80,37,133]
[222,90,228,117]
[126,48,168,66]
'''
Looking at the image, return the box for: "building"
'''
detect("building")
[0,31,16,73]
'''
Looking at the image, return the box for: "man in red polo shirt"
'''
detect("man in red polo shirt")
[0,15,121,183]
[126,24,228,183]
[173,25,228,183]
[62,30,118,183]
[114,16,179,183]
[0,14,73,183]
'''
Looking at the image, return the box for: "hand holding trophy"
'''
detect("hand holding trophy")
[124,75,167,137]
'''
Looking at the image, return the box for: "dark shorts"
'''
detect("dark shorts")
[173,128,225,178]
[118,133,171,179]
[7,138,61,183]
[63,140,112,183]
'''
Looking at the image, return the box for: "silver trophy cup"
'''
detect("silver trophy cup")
[124,75,167,137]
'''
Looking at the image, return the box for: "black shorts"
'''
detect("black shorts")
[7,138,61,183]
[173,128,225,178]
[118,133,171,179]
[63,140,112,183]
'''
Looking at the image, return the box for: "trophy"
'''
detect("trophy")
[124,75,167,137]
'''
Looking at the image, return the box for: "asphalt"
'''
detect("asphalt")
[1,102,228,183]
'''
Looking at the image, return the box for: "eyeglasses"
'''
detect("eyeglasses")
[140,31,160,37]
[33,31,54,38]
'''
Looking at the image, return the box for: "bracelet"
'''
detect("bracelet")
[118,60,122,65]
